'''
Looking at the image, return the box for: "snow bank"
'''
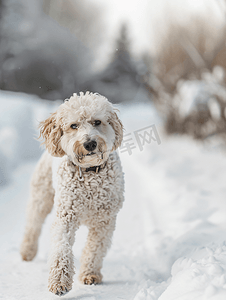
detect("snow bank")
[0,90,61,187]
[160,244,226,300]
[134,243,226,300]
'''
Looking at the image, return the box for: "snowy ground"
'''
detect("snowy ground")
[0,91,226,300]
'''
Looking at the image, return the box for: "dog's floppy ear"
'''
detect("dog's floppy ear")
[39,112,65,157]
[109,110,124,150]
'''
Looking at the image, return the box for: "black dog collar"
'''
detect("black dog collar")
[71,160,107,177]
[85,165,101,173]
[85,161,107,173]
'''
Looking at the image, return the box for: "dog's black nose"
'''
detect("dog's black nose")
[83,140,97,152]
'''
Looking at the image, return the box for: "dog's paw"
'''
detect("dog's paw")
[81,274,102,285]
[48,265,73,296]
[20,240,38,261]
[49,285,69,297]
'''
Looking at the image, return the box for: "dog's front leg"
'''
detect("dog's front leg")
[79,216,117,285]
[48,214,79,296]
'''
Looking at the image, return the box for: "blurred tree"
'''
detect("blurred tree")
[82,24,147,103]
[0,0,2,18]
[0,0,91,100]
[114,23,130,54]
[42,0,104,52]
[0,0,3,48]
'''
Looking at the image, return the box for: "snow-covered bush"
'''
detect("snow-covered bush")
[165,67,226,140]
[148,66,226,141]
[147,14,226,142]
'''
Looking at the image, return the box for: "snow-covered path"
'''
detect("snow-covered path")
[1,92,226,300]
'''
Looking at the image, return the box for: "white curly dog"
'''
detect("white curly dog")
[20,92,124,296]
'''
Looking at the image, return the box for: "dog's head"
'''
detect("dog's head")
[39,92,123,167]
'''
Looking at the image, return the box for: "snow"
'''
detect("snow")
[0,90,226,299]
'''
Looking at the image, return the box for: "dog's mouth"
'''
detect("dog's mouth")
[85,152,96,156]
[74,150,106,164]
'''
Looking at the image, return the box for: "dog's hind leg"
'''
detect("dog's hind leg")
[20,151,54,261]
[79,216,117,285]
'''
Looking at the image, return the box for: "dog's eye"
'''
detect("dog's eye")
[70,124,78,129]
[94,120,101,126]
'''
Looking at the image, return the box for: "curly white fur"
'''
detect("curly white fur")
[20,92,125,296]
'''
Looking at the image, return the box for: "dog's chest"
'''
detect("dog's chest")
[73,170,117,210]
[55,154,124,213]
